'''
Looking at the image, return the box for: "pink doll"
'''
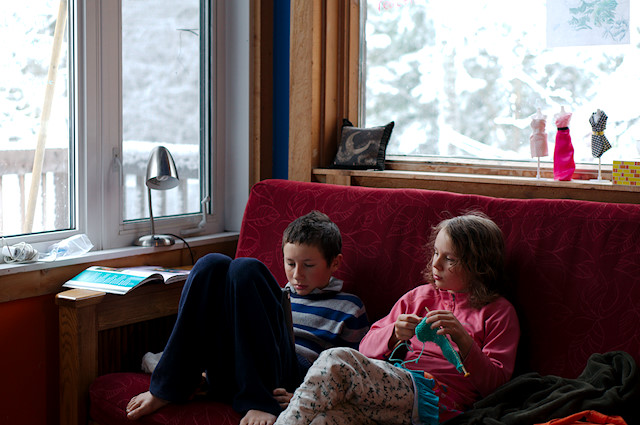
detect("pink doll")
[553,106,575,181]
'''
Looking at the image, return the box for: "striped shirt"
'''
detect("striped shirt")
[285,277,369,365]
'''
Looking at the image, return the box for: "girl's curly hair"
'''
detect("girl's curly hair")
[423,212,506,308]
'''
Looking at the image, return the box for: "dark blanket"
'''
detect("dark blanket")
[443,351,640,425]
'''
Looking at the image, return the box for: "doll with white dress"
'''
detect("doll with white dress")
[530,108,548,158]
[530,109,548,179]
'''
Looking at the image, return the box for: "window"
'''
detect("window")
[363,0,639,166]
[0,0,244,255]
[1,1,72,238]
[121,0,203,222]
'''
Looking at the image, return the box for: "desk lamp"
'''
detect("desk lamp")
[135,146,180,246]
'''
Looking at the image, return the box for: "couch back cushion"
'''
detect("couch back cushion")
[236,180,640,379]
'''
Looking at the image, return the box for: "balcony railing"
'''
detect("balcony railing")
[0,143,199,236]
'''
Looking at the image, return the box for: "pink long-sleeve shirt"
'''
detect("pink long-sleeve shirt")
[359,284,520,421]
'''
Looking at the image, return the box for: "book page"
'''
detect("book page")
[125,266,190,283]
[64,267,153,294]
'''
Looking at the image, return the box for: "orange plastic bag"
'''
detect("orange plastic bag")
[535,410,627,425]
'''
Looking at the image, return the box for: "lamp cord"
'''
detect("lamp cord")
[1,238,39,263]
[168,233,195,265]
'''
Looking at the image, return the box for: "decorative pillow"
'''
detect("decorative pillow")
[332,119,394,170]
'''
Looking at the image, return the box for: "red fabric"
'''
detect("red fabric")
[238,180,640,378]
[90,180,640,425]
[90,373,242,425]
[535,410,628,424]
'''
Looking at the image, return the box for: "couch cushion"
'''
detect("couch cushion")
[237,180,640,379]
[90,373,242,425]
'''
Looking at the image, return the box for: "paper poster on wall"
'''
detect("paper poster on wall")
[547,0,630,47]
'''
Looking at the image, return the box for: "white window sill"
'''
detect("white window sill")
[0,232,239,277]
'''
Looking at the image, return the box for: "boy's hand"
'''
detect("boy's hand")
[273,388,293,409]
[392,313,422,344]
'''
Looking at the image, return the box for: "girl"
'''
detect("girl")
[274,213,520,424]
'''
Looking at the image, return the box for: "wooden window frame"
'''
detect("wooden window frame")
[288,0,359,182]
[288,1,640,204]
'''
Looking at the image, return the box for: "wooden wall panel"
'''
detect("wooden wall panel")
[250,0,274,185]
[289,1,315,181]
[289,0,361,181]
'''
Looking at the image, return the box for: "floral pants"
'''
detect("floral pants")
[275,347,415,425]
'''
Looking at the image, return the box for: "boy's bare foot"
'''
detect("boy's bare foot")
[240,409,277,425]
[126,391,169,420]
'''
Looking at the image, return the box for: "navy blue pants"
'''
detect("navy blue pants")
[149,253,300,416]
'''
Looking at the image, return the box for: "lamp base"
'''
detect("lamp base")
[135,234,176,247]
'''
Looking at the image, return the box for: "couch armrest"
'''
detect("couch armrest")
[56,282,185,425]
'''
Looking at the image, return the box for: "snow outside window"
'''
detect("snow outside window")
[0,0,230,252]
[363,0,638,165]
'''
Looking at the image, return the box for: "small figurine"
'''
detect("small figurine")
[530,109,548,179]
[553,106,575,181]
[589,109,611,158]
[589,109,611,181]
[530,108,548,159]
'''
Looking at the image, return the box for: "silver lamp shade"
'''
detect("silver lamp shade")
[135,146,180,247]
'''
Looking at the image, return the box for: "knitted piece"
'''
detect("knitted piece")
[415,316,468,376]
[589,111,611,158]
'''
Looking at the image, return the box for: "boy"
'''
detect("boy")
[126,210,369,425]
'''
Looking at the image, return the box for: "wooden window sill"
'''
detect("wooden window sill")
[0,233,239,303]
[312,166,639,205]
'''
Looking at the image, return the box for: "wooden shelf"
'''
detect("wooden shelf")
[313,168,640,205]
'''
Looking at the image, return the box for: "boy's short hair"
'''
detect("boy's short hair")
[282,210,342,265]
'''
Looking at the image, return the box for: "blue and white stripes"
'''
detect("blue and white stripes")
[286,277,369,364]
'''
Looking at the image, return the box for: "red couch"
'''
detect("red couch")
[88,179,640,424]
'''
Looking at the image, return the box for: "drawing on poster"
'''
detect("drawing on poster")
[547,0,630,47]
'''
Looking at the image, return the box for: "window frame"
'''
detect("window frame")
[89,0,224,250]
[360,1,636,169]
[1,0,253,268]
[288,0,637,204]
[359,0,623,185]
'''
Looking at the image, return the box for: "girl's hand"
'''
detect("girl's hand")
[426,310,474,359]
[391,314,422,347]
[273,388,293,409]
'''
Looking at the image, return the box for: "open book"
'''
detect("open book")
[62,265,190,295]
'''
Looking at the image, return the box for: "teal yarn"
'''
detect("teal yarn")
[415,316,468,376]
[387,315,470,425]
[415,315,440,342]
[407,370,440,425]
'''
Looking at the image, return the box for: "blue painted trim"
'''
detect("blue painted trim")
[272,0,290,179]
